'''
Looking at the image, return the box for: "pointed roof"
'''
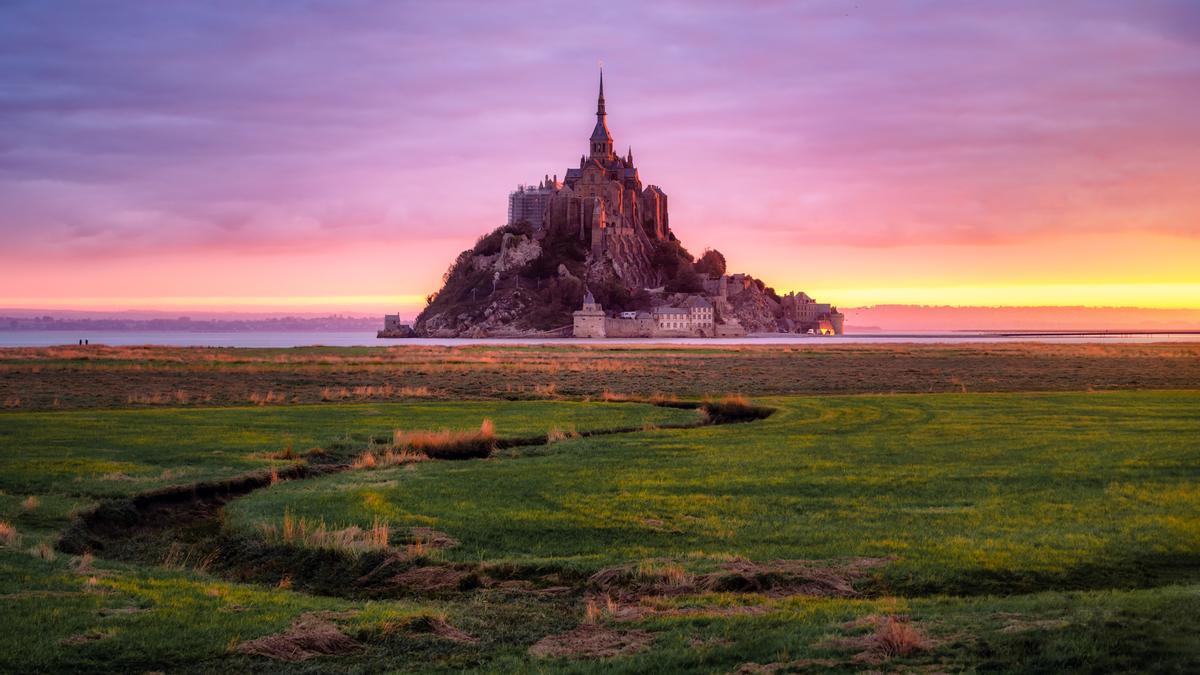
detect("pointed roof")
[597,70,605,116]
[590,69,612,143]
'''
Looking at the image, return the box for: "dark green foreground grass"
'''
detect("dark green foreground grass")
[2,549,1197,673]
[1,391,1197,672]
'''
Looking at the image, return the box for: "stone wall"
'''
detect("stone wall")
[603,316,656,337]
[573,310,606,338]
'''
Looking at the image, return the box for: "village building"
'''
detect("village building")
[780,291,844,335]
[574,291,723,338]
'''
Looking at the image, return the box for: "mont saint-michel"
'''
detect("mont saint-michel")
[390,72,844,339]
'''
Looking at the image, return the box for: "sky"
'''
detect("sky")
[2,0,1199,317]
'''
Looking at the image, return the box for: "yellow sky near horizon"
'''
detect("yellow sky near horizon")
[4,281,1198,314]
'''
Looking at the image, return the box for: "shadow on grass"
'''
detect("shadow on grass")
[871,551,1200,599]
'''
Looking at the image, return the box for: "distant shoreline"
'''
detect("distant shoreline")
[3,329,1200,349]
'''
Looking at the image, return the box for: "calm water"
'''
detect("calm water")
[1,330,1197,348]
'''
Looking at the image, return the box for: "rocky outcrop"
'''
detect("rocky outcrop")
[598,226,659,289]
[413,220,791,337]
[727,283,783,333]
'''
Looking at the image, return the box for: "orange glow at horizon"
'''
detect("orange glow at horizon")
[2,230,1198,315]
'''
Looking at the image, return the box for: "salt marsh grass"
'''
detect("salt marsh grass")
[8,343,1197,410]
[0,521,17,546]
[229,391,1200,597]
[258,509,391,555]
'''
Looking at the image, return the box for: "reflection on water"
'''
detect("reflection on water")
[0,330,1197,348]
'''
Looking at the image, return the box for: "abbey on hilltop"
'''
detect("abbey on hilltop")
[397,70,844,339]
[508,71,670,290]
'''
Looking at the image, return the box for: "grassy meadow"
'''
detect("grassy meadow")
[0,400,697,541]
[0,344,1197,672]
[227,391,1200,594]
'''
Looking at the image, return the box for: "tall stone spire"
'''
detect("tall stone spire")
[589,68,613,160]
[597,69,606,117]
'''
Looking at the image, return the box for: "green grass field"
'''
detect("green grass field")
[0,347,1197,672]
[228,392,1200,594]
[0,400,697,540]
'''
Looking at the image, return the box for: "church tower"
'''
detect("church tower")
[589,70,614,160]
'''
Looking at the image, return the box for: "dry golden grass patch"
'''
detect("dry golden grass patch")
[248,390,286,405]
[258,509,391,555]
[528,624,654,659]
[7,342,1200,410]
[821,614,934,665]
[0,521,18,546]
[546,425,580,443]
[235,611,359,661]
[353,447,429,470]
[383,419,497,460]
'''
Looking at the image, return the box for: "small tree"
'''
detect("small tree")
[665,264,704,293]
[695,249,727,277]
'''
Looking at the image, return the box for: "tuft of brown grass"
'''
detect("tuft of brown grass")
[866,616,933,658]
[354,446,430,470]
[700,394,774,424]
[34,541,56,561]
[637,560,690,587]
[0,521,18,546]
[821,614,934,664]
[546,426,580,444]
[583,597,603,625]
[260,509,391,555]
[389,419,496,460]
[21,495,39,511]
[248,390,284,406]
[321,386,349,402]
[405,538,428,559]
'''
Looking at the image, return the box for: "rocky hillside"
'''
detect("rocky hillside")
[414,222,783,337]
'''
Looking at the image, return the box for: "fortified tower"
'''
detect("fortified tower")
[572,289,606,338]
